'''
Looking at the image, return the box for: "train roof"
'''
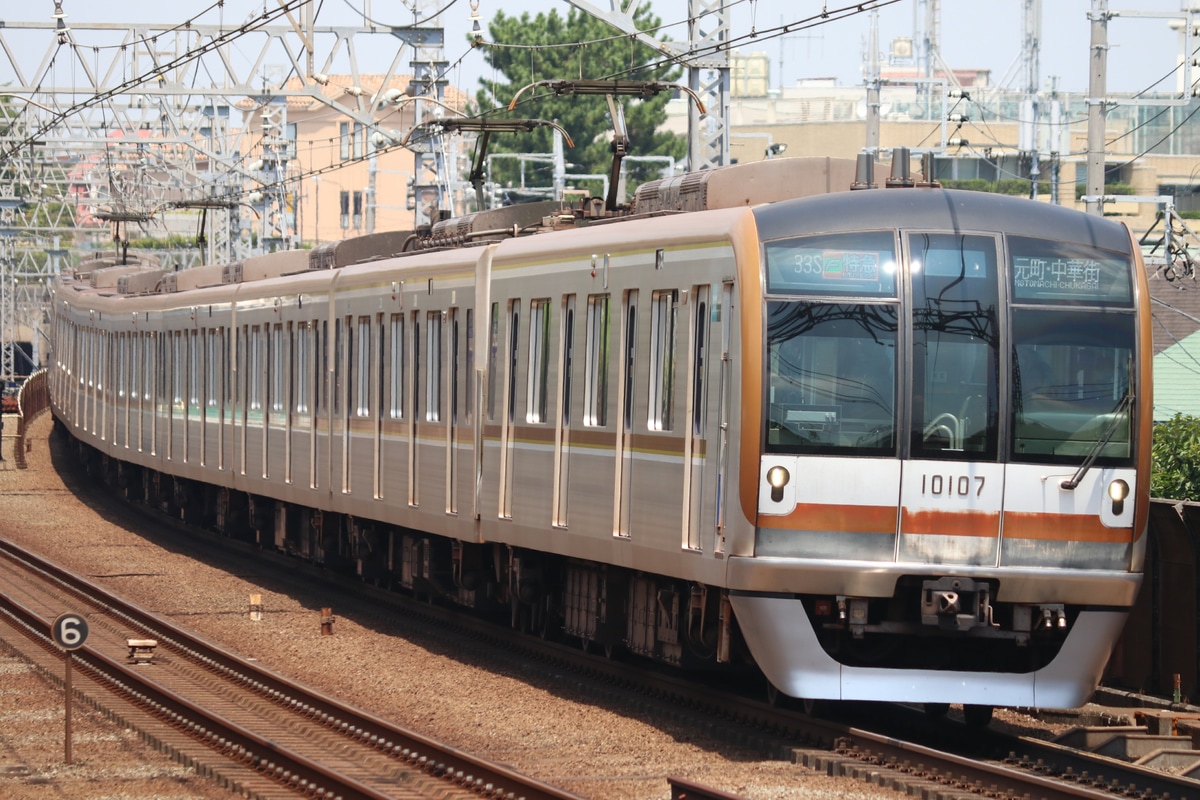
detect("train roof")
[751,188,1134,255]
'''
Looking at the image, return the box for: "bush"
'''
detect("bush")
[1152,413,1200,500]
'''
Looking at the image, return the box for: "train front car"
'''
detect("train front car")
[729,188,1150,710]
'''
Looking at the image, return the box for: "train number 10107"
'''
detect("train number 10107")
[921,474,985,497]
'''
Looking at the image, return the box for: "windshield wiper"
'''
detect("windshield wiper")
[1060,389,1133,491]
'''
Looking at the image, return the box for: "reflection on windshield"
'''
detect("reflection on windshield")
[766,302,897,455]
[1012,309,1133,463]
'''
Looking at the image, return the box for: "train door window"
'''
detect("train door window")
[412,311,422,421]
[561,296,575,426]
[648,290,678,431]
[117,333,126,399]
[272,323,285,413]
[335,317,347,416]
[145,333,156,407]
[191,330,202,409]
[465,308,474,422]
[507,301,520,424]
[907,232,1000,460]
[377,314,385,422]
[249,326,262,411]
[173,332,184,407]
[426,311,442,421]
[130,333,140,402]
[691,286,710,435]
[584,294,610,427]
[487,303,499,421]
[622,292,638,431]
[316,321,326,416]
[293,323,306,413]
[449,309,460,425]
[388,314,404,419]
[207,329,220,408]
[357,316,371,417]
[527,299,550,423]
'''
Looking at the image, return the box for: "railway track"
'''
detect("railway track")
[0,537,585,800]
[12,436,1200,800]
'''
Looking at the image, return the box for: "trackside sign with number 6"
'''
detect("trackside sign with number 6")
[51,613,89,650]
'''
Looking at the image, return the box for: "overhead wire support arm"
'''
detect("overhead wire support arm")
[508,80,707,211]
[401,117,576,211]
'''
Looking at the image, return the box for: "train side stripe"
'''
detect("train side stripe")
[1001,511,1133,543]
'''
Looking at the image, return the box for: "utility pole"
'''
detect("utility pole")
[1019,0,1041,200]
[1086,0,1109,216]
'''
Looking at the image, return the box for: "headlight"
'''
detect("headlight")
[766,465,790,502]
[1108,479,1130,515]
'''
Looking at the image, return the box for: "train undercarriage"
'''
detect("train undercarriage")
[86,437,745,676]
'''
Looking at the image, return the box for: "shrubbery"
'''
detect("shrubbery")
[1152,413,1200,500]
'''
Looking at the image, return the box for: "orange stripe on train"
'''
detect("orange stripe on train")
[901,509,1000,538]
[1001,511,1134,543]
[758,503,898,533]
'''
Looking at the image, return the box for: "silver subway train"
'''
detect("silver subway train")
[48,156,1152,714]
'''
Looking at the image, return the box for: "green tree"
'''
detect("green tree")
[1152,413,1200,500]
[474,6,687,198]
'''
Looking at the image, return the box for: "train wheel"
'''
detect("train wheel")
[924,702,950,720]
[963,704,993,729]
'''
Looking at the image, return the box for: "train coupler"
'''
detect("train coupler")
[920,576,996,632]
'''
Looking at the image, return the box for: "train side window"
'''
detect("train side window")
[527,298,551,423]
[426,311,442,422]
[191,330,202,409]
[584,294,609,427]
[648,289,677,431]
[357,316,371,417]
[316,322,326,416]
[388,314,404,419]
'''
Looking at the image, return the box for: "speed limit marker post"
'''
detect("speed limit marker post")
[50,613,89,764]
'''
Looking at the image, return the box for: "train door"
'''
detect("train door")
[446,307,459,514]
[898,232,1002,566]
[373,314,384,500]
[613,290,637,537]
[683,285,712,551]
[426,309,445,510]
[498,299,519,519]
[717,281,732,542]
[407,310,420,507]
[552,295,575,528]
[283,322,293,483]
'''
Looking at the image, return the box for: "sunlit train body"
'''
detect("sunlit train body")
[48,156,1151,712]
